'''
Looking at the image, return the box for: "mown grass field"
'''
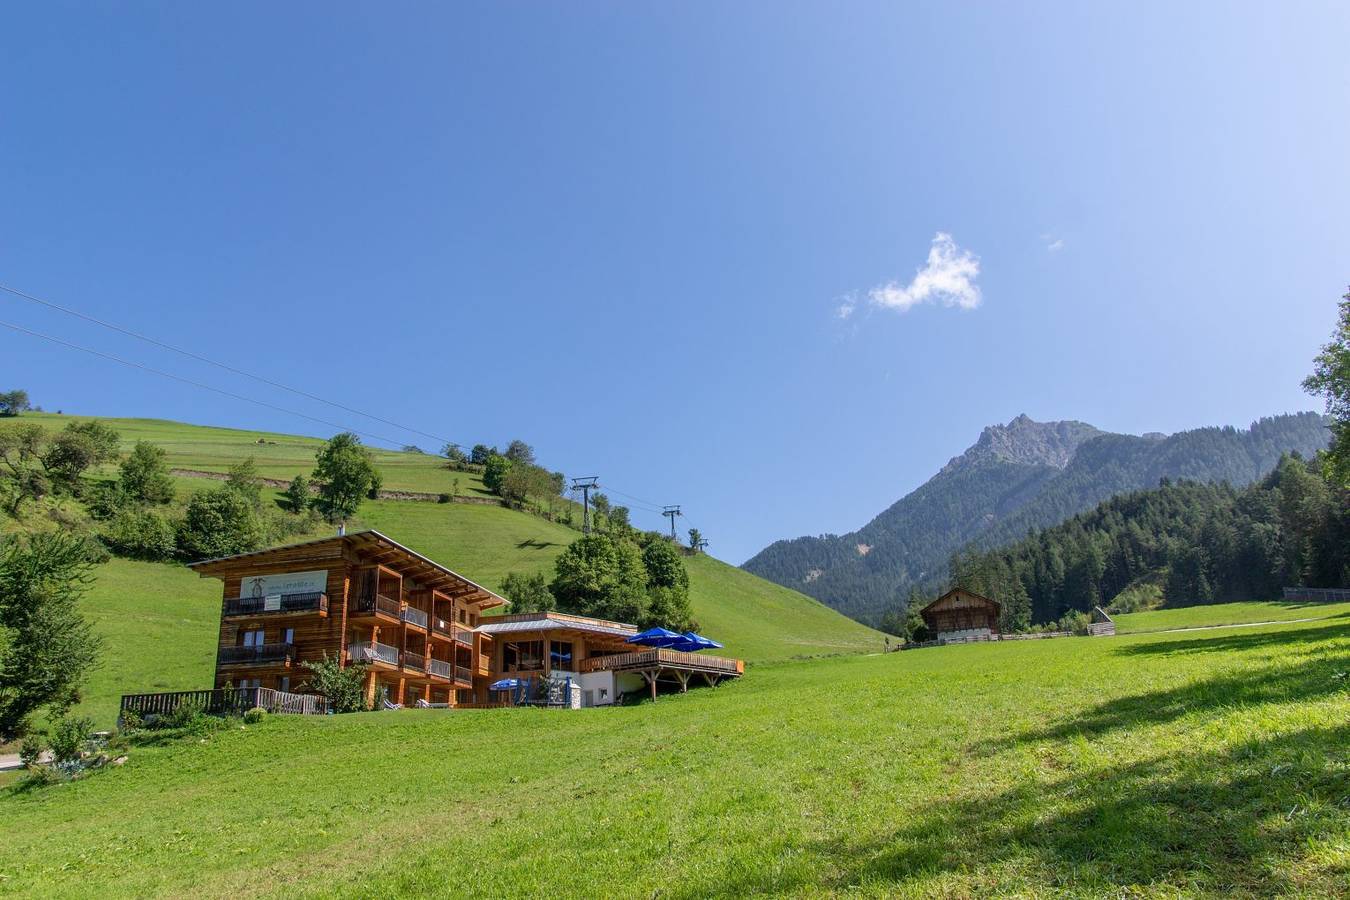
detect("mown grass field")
[1114,600,1350,634]
[2,615,1346,897]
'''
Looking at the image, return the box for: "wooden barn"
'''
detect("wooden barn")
[920,588,1001,642]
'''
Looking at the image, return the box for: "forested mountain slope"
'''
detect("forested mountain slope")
[743,412,1330,624]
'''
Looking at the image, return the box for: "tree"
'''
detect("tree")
[0,532,103,741]
[177,486,266,560]
[225,457,264,508]
[442,444,468,465]
[401,445,424,454]
[283,474,311,513]
[0,424,49,513]
[311,433,380,524]
[640,538,693,629]
[688,527,703,552]
[1304,287,1350,485]
[609,506,631,535]
[120,441,174,504]
[550,533,649,624]
[500,571,556,612]
[41,421,120,493]
[0,390,30,417]
[503,440,536,465]
[500,462,556,506]
[469,444,494,465]
[482,454,512,494]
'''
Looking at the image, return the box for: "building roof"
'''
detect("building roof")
[920,588,1001,616]
[475,611,638,639]
[187,529,508,608]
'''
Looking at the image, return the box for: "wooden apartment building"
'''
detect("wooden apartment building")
[189,530,741,708]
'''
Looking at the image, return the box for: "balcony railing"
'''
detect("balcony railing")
[402,606,428,629]
[431,617,455,637]
[454,665,473,684]
[402,651,426,672]
[223,592,328,617]
[578,648,743,675]
[350,594,401,619]
[348,641,399,666]
[428,658,451,679]
[218,642,295,666]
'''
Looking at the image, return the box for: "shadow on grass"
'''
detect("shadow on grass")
[803,723,1350,896]
[515,539,558,550]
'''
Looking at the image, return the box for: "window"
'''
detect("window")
[238,678,261,689]
[240,629,264,647]
[503,640,544,671]
[457,609,466,624]
[550,640,574,671]
[278,676,290,692]
[282,627,294,645]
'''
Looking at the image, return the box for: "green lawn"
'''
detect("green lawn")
[1114,599,1350,634]
[6,412,488,495]
[2,616,1345,897]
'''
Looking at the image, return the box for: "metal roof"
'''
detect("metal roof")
[475,613,637,638]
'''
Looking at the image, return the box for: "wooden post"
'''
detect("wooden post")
[363,670,378,708]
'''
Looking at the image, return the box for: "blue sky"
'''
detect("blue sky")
[3,2,1347,563]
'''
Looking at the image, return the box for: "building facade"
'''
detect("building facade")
[919,588,1002,642]
[190,530,742,708]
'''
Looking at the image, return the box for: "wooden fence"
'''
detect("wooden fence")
[1283,587,1350,603]
[120,687,327,722]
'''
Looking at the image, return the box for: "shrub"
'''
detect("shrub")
[49,716,93,764]
[301,653,369,713]
[437,493,452,504]
[177,486,266,560]
[19,733,46,768]
[118,707,143,731]
[164,698,207,730]
[119,441,175,504]
[243,707,267,724]
[102,508,178,561]
[283,475,311,513]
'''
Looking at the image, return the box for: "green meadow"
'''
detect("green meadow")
[2,614,1346,897]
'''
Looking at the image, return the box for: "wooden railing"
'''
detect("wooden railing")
[223,592,328,617]
[402,606,429,629]
[578,648,742,674]
[218,643,295,666]
[431,618,455,637]
[428,658,452,679]
[351,593,401,618]
[402,651,426,672]
[119,687,327,721]
[349,641,399,666]
[454,665,473,684]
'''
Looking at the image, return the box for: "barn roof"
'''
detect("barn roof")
[920,588,1001,616]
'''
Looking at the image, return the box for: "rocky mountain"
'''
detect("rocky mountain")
[741,412,1331,625]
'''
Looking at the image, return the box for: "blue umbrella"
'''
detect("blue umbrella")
[681,631,724,651]
[489,678,521,691]
[627,626,683,647]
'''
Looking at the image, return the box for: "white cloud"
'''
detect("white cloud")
[1047,238,1064,252]
[865,232,981,314]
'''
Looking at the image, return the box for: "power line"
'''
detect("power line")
[0,317,410,448]
[0,281,468,450]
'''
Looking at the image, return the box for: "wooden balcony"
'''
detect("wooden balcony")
[454,664,473,685]
[349,594,401,621]
[578,648,743,676]
[401,651,426,673]
[218,642,295,666]
[223,592,328,618]
[401,606,428,630]
[427,658,452,680]
[348,641,399,667]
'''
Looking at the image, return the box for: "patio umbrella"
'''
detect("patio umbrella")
[627,626,683,647]
[680,631,724,651]
[489,678,521,691]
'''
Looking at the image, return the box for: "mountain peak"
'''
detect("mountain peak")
[951,416,1104,472]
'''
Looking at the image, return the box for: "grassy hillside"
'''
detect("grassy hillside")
[10,412,489,494]
[3,616,1346,897]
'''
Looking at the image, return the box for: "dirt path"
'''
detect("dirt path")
[1128,616,1327,637]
